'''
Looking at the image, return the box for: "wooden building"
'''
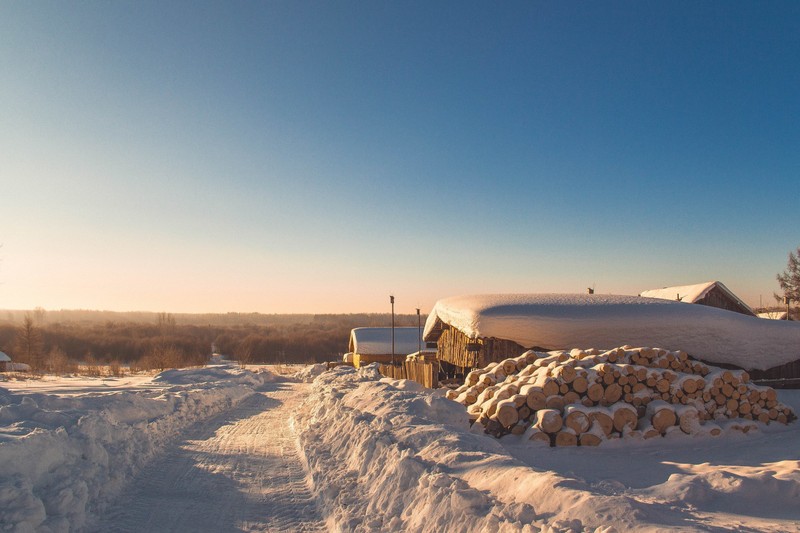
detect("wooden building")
[348,327,431,368]
[423,320,528,371]
[423,293,800,387]
[639,281,755,317]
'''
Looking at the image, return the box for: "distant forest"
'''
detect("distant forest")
[0,309,426,371]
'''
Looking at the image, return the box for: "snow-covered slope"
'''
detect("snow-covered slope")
[424,294,800,370]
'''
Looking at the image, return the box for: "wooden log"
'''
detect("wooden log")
[483,397,501,418]
[676,405,701,434]
[611,404,638,433]
[563,391,581,405]
[526,427,552,445]
[603,383,623,404]
[572,374,589,394]
[639,423,661,439]
[587,409,614,437]
[518,405,531,421]
[466,402,483,418]
[587,383,604,403]
[553,365,576,384]
[554,428,578,446]
[475,385,499,405]
[534,408,563,434]
[647,400,677,433]
[500,358,518,376]
[511,393,527,408]
[510,421,528,436]
[564,405,591,434]
[532,373,560,398]
[546,395,566,411]
[579,432,602,446]
[525,389,547,411]
[495,399,520,428]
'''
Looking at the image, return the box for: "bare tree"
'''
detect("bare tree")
[776,246,800,318]
[16,314,43,371]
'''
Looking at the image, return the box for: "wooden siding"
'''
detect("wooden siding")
[378,361,438,389]
[435,325,527,370]
[748,359,800,386]
[697,287,755,316]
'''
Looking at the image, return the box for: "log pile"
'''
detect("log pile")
[444,346,795,446]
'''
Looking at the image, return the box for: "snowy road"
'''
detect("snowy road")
[93,382,325,533]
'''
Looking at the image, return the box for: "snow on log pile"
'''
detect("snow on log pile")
[446,346,795,445]
[0,366,280,532]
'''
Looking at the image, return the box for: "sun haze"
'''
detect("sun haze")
[2,2,798,313]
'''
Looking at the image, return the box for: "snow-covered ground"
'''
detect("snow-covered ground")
[2,363,799,532]
[298,365,800,532]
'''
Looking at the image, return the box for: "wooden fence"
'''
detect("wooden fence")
[378,360,438,389]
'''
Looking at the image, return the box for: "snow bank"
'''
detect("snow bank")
[293,363,329,383]
[0,367,278,532]
[296,365,800,532]
[424,293,800,370]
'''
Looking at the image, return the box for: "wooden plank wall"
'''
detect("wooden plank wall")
[479,337,528,368]
[749,358,800,385]
[378,361,438,389]
[435,325,527,370]
[435,326,481,368]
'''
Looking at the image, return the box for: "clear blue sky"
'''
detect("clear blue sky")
[1,1,799,313]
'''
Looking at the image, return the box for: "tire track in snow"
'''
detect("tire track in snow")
[94,382,325,533]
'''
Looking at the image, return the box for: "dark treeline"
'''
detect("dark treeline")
[0,311,426,371]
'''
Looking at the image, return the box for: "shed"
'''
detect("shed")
[423,293,800,384]
[348,327,430,368]
[0,351,10,372]
[639,281,755,316]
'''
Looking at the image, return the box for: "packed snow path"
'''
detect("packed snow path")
[94,382,325,533]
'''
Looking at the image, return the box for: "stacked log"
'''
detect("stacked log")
[444,346,795,446]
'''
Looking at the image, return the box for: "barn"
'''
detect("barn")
[639,281,755,316]
[348,327,428,368]
[423,293,800,386]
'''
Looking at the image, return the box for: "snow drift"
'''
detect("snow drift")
[296,365,800,532]
[424,294,800,370]
[0,366,280,532]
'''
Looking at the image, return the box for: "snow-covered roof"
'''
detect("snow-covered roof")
[423,293,800,370]
[349,327,424,356]
[758,311,789,320]
[639,281,753,314]
[0,351,10,362]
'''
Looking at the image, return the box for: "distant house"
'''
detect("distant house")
[758,311,791,320]
[639,281,755,317]
[0,351,10,372]
[348,327,430,368]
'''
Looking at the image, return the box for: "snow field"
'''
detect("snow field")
[0,365,279,532]
[448,346,794,445]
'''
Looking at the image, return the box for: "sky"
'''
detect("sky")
[1,1,799,314]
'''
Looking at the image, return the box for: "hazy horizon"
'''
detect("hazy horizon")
[3,2,799,314]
